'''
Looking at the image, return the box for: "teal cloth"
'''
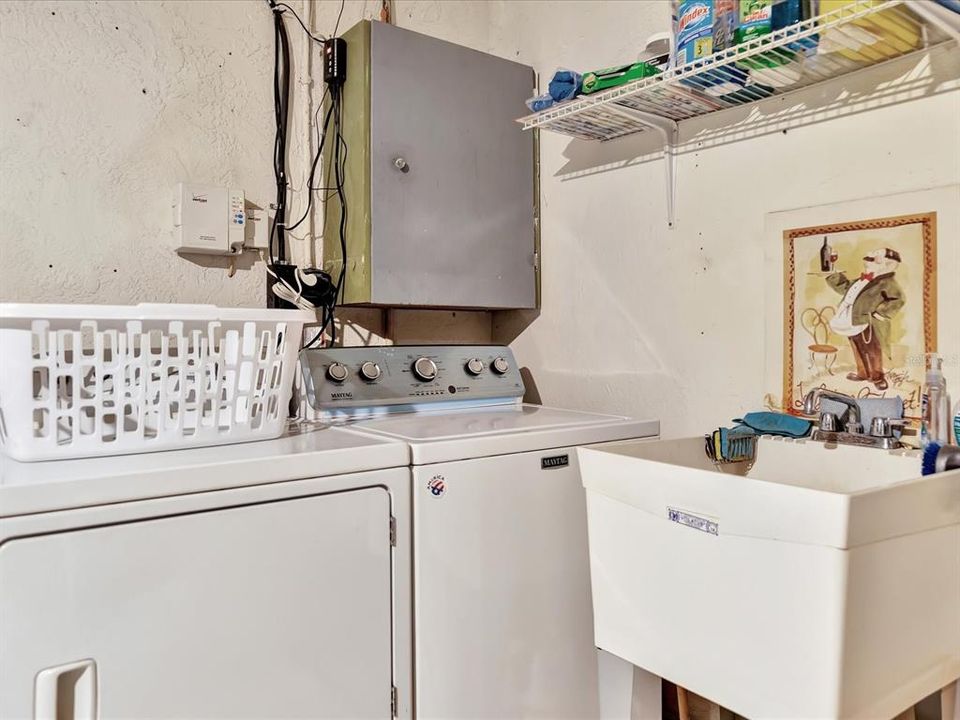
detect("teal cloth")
[732,412,812,438]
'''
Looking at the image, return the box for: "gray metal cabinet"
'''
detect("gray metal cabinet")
[324,21,537,309]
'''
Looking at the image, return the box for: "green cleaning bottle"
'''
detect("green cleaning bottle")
[735,0,774,44]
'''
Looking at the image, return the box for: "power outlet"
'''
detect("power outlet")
[244,206,271,251]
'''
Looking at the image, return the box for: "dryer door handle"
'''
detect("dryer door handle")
[34,658,98,720]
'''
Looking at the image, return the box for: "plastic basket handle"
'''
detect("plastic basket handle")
[134,304,220,321]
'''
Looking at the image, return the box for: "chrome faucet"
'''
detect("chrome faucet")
[801,388,900,449]
[803,388,861,431]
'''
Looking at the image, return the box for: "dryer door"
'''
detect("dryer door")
[0,486,394,719]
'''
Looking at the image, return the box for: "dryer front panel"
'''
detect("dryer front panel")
[1,487,395,719]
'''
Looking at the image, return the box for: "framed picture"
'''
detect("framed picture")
[763,186,959,423]
[782,212,936,417]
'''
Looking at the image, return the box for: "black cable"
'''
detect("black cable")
[333,0,346,38]
[304,82,347,349]
[264,1,348,346]
[273,2,326,43]
[305,90,341,348]
[269,4,292,264]
[286,87,333,233]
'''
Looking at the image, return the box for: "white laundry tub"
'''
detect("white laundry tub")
[579,436,960,720]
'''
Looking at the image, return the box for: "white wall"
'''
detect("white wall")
[487,1,960,438]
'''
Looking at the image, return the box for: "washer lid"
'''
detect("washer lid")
[352,404,660,465]
[0,424,409,518]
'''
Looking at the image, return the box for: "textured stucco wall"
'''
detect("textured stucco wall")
[0,0,497,312]
[0,0,285,305]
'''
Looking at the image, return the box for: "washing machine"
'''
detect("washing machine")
[300,345,660,719]
[0,425,413,720]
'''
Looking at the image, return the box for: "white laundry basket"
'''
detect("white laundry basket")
[0,304,315,462]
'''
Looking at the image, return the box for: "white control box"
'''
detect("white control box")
[173,183,245,255]
[244,207,271,251]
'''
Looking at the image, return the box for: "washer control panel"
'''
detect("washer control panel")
[300,345,525,409]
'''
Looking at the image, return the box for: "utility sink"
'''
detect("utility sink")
[579,436,960,720]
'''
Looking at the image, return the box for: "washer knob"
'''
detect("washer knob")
[413,357,438,382]
[359,361,382,382]
[491,356,510,375]
[465,358,485,376]
[327,362,349,383]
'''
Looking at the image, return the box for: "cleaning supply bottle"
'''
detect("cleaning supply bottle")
[674,0,760,99]
[920,353,949,447]
[953,396,959,445]
[674,0,737,65]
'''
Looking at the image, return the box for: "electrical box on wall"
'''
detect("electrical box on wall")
[324,21,538,310]
[244,207,271,252]
[173,183,245,255]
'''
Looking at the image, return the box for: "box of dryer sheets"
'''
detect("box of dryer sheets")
[673,0,737,64]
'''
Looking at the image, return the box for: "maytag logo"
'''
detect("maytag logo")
[191,194,208,203]
[541,454,570,470]
[330,391,353,401]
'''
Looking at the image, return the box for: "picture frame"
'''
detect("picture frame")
[763,186,960,424]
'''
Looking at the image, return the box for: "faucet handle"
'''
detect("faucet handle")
[846,421,864,435]
[819,412,839,432]
[870,416,905,438]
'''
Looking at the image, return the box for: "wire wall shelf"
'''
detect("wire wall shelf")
[518,0,959,143]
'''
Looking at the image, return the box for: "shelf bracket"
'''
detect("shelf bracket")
[607,106,680,228]
[903,0,960,46]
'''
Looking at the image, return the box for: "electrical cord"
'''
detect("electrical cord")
[303,81,347,350]
[269,1,292,264]
[272,2,326,43]
[266,0,348,349]
[333,0,346,38]
[286,87,333,233]
[260,251,315,311]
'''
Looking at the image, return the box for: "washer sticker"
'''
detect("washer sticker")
[427,475,446,498]
[667,507,718,535]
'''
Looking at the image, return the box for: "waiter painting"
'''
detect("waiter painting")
[826,248,905,391]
